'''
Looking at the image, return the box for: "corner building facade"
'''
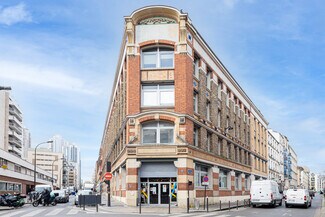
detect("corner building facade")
[96,6,268,207]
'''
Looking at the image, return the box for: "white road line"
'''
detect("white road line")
[21,209,46,217]
[1,210,25,217]
[196,213,222,217]
[170,214,198,217]
[67,208,79,215]
[45,208,64,216]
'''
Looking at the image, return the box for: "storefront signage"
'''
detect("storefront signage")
[1,164,7,169]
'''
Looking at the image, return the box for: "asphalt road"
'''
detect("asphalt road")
[0,194,323,217]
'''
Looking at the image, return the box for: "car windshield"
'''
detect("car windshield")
[35,186,51,193]
[79,190,92,195]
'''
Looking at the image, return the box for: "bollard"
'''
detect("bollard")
[237,200,238,210]
[168,195,171,214]
[228,201,230,211]
[83,195,85,211]
[139,197,141,214]
[187,197,189,213]
[220,200,221,210]
[79,195,82,208]
[206,197,209,212]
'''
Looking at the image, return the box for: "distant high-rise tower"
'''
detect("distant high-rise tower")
[22,127,31,159]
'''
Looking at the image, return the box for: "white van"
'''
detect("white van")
[250,180,282,207]
[285,189,311,208]
[35,184,52,193]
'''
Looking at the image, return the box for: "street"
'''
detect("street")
[0,195,323,217]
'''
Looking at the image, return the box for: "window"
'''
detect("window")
[141,47,174,69]
[193,91,198,113]
[227,143,231,159]
[219,170,228,188]
[193,126,199,147]
[217,109,221,128]
[142,121,174,144]
[206,70,211,89]
[235,174,240,190]
[195,164,209,187]
[193,56,200,78]
[207,133,211,152]
[218,80,222,99]
[206,102,210,121]
[142,84,174,107]
[217,138,222,155]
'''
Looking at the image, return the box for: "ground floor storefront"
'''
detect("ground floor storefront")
[0,175,34,195]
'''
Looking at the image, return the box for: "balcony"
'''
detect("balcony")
[8,136,22,148]
[9,115,22,126]
[8,145,22,158]
[9,122,22,135]
[9,129,22,141]
[9,106,22,122]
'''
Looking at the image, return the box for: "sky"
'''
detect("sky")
[0,0,324,182]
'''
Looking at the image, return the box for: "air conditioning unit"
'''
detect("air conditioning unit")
[179,116,186,124]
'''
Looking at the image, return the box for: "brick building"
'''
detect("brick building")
[96,6,268,207]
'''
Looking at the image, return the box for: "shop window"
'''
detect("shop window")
[142,84,174,107]
[235,173,241,190]
[142,47,174,69]
[0,182,6,191]
[194,164,209,187]
[142,121,174,144]
[219,169,228,189]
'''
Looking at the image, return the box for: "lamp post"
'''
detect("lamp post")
[51,157,63,188]
[33,140,53,188]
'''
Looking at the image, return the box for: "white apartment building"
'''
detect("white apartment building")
[27,148,63,188]
[297,166,310,189]
[0,90,23,158]
[288,145,298,188]
[267,130,284,184]
[22,127,31,160]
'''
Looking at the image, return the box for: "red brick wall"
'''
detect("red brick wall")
[126,55,140,115]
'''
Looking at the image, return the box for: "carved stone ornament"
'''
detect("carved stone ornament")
[138,17,176,25]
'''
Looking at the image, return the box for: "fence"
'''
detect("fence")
[78,194,101,212]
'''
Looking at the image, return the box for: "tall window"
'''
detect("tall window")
[193,91,198,113]
[227,143,231,159]
[206,70,211,89]
[193,126,199,147]
[195,164,209,187]
[217,109,221,128]
[142,84,174,107]
[206,102,210,121]
[142,121,174,144]
[226,89,230,107]
[207,133,211,152]
[218,80,222,99]
[193,56,200,78]
[217,138,222,155]
[142,47,174,69]
[219,169,228,189]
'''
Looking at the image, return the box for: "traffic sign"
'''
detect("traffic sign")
[203,176,209,182]
[104,172,113,180]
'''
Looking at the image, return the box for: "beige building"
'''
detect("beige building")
[297,166,310,189]
[96,6,268,207]
[27,148,63,188]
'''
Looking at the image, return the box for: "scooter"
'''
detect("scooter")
[32,193,57,207]
[0,193,25,207]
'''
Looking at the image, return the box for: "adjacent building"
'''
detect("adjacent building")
[297,166,310,189]
[267,130,284,188]
[0,88,54,195]
[96,6,269,207]
[27,148,63,188]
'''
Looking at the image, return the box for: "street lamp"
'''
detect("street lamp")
[33,140,53,188]
[51,157,64,188]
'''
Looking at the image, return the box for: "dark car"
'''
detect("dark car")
[52,190,69,203]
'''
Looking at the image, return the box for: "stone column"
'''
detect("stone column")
[174,158,194,208]
[230,170,235,195]
[126,159,141,206]
[212,166,220,198]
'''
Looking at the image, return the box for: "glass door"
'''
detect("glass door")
[149,183,158,204]
[160,183,170,204]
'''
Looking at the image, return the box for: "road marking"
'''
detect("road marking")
[171,214,198,217]
[1,210,25,217]
[21,209,46,217]
[67,208,79,215]
[45,208,64,216]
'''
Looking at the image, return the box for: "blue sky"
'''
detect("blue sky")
[0,0,324,181]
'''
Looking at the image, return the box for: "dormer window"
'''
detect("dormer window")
[141,47,174,69]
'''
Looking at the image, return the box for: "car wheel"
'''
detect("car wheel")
[285,203,289,208]
[252,204,256,208]
[279,200,282,206]
[309,201,312,207]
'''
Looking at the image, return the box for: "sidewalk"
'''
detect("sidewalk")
[0,206,14,211]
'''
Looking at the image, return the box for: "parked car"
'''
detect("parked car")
[74,190,93,205]
[309,190,315,198]
[52,190,69,203]
[250,180,282,207]
[35,185,52,193]
[283,190,287,199]
[285,189,311,208]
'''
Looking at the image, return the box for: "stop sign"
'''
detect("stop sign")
[104,172,113,180]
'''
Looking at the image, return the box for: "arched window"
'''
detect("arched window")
[141,46,174,69]
[142,121,174,144]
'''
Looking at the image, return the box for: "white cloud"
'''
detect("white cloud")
[0,60,100,95]
[0,3,32,26]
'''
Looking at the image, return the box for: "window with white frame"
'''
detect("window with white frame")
[206,70,211,89]
[245,175,250,190]
[141,47,174,69]
[193,56,200,78]
[226,89,230,107]
[142,121,174,144]
[207,133,211,152]
[217,80,222,99]
[219,169,228,189]
[142,84,174,107]
[193,126,199,147]
[195,164,209,187]
[206,102,210,121]
[217,138,222,155]
[217,109,221,128]
[235,174,240,190]
[193,91,198,113]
